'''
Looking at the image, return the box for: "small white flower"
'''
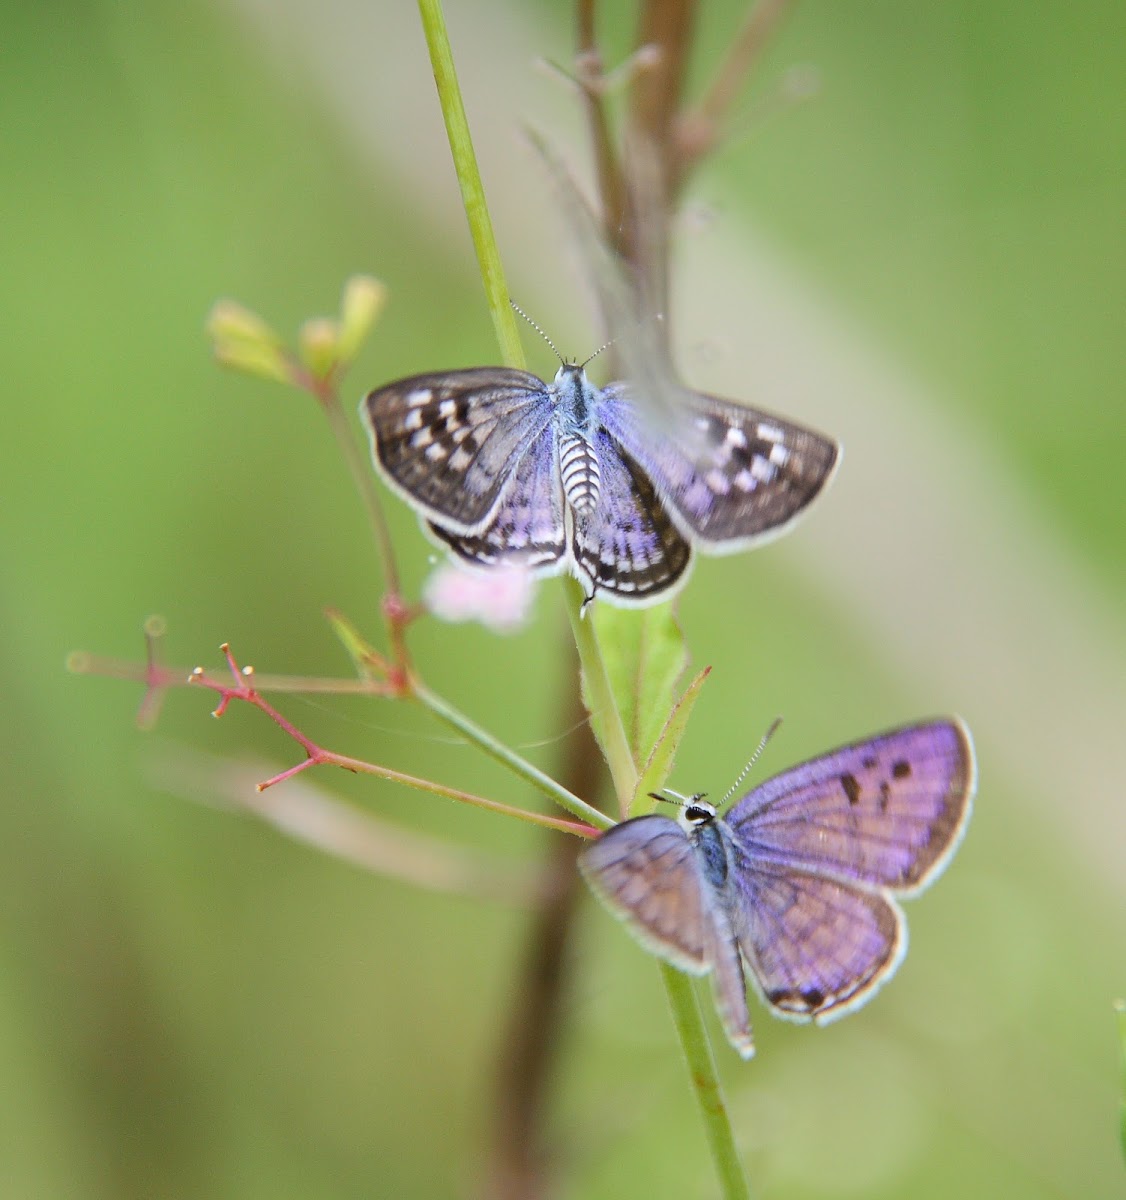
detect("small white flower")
[423,563,535,634]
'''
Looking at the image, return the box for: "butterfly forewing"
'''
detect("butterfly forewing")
[362,368,554,532]
[726,719,974,894]
[579,816,712,974]
[599,384,840,550]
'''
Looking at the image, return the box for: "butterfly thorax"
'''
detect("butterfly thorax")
[551,364,602,515]
[680,798,732,889]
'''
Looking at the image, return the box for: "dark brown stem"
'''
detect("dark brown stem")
[626,0,698,319]
[673,0,795,194]
[482,641,604,1200]
[576,0,631,262]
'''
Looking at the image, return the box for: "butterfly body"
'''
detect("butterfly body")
[579,719,975,1058]
[362,362,839,606]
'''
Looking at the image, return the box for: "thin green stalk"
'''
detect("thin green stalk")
[415,681,612,830]
[416,9,752,1199]
[563,576,637,811]
[319,388,401,597]
[661,964,753,1200]
[417,0,524,370]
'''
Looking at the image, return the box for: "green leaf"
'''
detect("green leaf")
[323,606,385,681]
[633,665,711,813]
[592,601,689,773]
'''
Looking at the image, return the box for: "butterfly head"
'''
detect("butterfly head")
[553,361,588,387]
[648,789,717,831]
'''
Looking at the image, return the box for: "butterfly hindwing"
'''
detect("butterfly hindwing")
[427,424,567,572]
[579,815,712,974]
[568,433,693,604]
[727,856,906,1023]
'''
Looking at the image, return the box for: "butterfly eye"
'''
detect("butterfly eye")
[684,800,715,825]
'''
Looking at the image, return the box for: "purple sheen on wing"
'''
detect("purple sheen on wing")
[726,720,973,894]
[428,426,565,570]
[730,859,905,1023]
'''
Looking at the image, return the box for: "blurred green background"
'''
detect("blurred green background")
[3,1,1124,1197]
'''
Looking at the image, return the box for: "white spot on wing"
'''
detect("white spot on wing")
[757,422,784,442]
[751,455,775,483]
[705,468,730,495]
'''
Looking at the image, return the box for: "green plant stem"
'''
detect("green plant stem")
[661,964,753,1200]
[416,8,752,1199]
[563,577,637,813]
[417,0,524,370]
[415,682,612,830]
[318,384,402,598]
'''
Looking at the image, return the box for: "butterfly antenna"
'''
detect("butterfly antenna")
[510,302,564,365]
[648,789,706,810]
[579,333,619,370]
[720,717,783,809]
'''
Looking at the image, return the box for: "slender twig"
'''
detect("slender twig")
[661,964,753,1200]
[313,375,404,606]
[674,0,795,189]
[417,0,525,370]
[575,0,632,262]
[416,681,611,830]
[72,636,607,828]
[150,747,547,905]
[185,646,597,838]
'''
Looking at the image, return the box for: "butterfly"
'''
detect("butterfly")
[361,359,839,607]
[579,718,975,1058]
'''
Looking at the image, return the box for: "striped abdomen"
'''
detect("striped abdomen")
[559,432,601,514]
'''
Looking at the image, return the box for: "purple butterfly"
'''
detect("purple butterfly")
[579,719,976,1058]
[361,361,838,607]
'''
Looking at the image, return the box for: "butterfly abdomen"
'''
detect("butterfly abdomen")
[558,432,601,514]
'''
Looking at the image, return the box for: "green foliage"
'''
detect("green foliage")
[593,602,688,773]
[633,665,712,813]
